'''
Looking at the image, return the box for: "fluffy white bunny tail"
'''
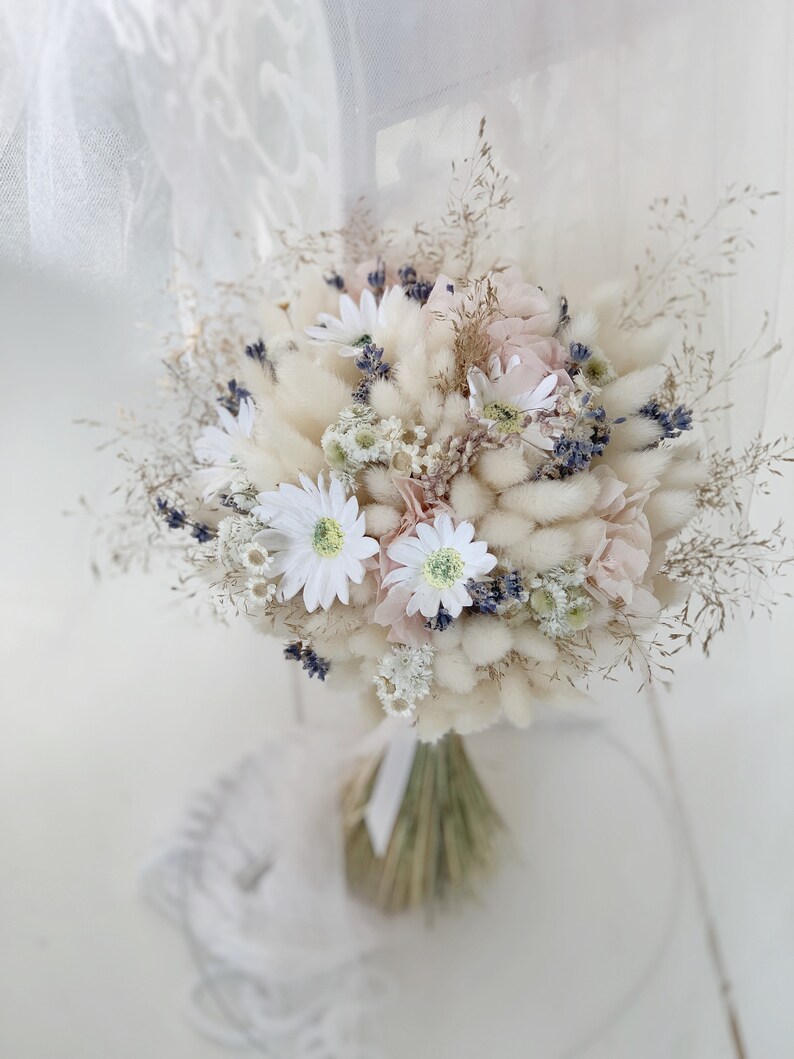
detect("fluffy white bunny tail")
[268,425,325,481]
[512,526,578,572]
[569,517,607,558]
[391,346,433,405]
[448,474,494,521]
[428,343,456,382]
[660,454,709,490]
[583,281,625,328]
[361,465,402,504]
[434,649,480,694]
[477,510,531,551]
[372,286,424,361]
[367,379,416,422]
[499,669,535,727]
[564,309,600,347]
[273,355,351,441]
[447,686,502,736]
[460,621,513,666]
[347,624,390,659]
[511,624,559,664]
[240,358,279,408]
[361,503,402,538]
[606,319,675,373]
[474,446,532,491]
[644,488,698,537]
[416,698,456,743]
[348,577,377,608]
[608,415,668,453]
[500,476,601,525]
[435,393,470,440]
[599,365,668,419]
[419,389,447,434]
[241,448,289,492]
[604,447,676,490]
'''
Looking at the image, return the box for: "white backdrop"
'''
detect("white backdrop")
[1,1,794,1055]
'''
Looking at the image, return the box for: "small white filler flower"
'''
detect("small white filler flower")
[305,289,385,354]
[374,644,434,717]
[240,538,273,575]
[194,399,255,500]
[251,473,379,612]
[383,514,497,619]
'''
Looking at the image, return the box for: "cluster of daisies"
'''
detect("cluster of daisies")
[163,259,699,740]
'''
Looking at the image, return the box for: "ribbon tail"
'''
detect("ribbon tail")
[363,729,418,858]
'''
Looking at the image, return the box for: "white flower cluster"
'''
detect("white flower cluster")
[374,645,435,717]
[215,513,276,608]
[529,560,593,639]
[216,513,260,569]
[322,405,427,484]
[225,473,258,513]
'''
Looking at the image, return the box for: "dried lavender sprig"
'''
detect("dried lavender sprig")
[155,497,215,542]
[284,641,331,681]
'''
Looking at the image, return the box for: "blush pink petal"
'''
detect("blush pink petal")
[585,466,661,616]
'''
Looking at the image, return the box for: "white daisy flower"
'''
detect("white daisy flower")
[241,538,273,575]
[305,289,385,355]
[251,473,379,612]
[194,399,255,500]
[389,444,423,476]
[383,514,497,619]
[384,419,427,476]
[467,354,561,452]
[344,419,389,465]
[246,577,276,607]
[581,348,617,389]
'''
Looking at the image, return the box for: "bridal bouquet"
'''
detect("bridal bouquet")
[97,125,791,911]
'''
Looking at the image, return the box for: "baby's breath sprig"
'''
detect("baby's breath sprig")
[663,521,794,655]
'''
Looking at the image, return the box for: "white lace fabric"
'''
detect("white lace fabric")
[141,730,386,1057]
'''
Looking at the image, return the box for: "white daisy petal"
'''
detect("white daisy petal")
[383,566,417,587]
[305,289,388,350]
[194,400,255,500]
[388,538,430,566]
[419,586,443,618]
[415,522,441,551]
[331,561,349,605]
[339,294,359,327]
[278,560,308,601]
[451,521,476,548]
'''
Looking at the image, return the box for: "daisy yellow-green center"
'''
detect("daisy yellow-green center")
[483,400,525,434]
[312,517,345,558]
[423,547,464,589]
[354,428,378,450]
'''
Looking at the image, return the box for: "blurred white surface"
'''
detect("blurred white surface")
[1,263,793,1058]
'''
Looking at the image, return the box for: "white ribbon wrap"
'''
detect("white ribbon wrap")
[363,723,418,858]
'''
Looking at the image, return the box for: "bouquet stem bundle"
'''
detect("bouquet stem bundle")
[343,734,501,913]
